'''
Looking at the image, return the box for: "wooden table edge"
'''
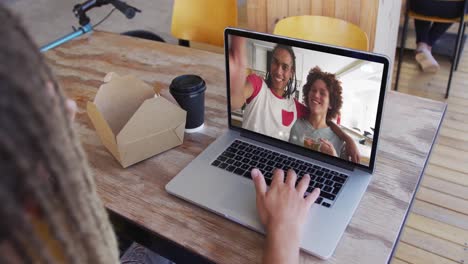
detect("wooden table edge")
[385,102,448,263]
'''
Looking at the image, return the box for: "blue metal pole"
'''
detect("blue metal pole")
[40,23,93,52]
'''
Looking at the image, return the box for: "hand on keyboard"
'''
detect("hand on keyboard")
[251,168,320,263]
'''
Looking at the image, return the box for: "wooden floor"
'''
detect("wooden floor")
[390,47,468,263]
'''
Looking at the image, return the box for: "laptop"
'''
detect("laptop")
[166,28,390,259]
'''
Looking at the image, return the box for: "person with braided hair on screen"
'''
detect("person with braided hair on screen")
[0,4,320,264]
[229,36,360,163]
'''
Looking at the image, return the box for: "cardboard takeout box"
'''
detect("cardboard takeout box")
[87,73,186,168]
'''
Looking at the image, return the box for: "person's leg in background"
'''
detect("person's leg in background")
[411,0,463,72]
[428,22,454,47]
[414,19,442,72]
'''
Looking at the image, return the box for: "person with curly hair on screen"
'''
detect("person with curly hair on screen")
[289,67,348,159]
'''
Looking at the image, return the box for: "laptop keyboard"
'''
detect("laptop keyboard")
[210,140,349,208]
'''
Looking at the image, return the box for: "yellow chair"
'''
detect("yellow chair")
[171,0,238,47]
[394,0,468,98]
[273,16,369,51]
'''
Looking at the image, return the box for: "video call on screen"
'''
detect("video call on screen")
[229,36,385,167]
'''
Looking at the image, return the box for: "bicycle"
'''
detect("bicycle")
[40,0,141,52]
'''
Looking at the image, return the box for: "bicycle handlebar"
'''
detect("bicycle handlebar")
[73,0,140,25]
[40,0,140,52]
[110,0,140,19]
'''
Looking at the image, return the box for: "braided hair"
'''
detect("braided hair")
[0,4,119,263]
[265,44,297,99]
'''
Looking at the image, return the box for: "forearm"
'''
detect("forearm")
[329,121,360,162]
[230,89,246,110]
[329,122,353,144]
[229,36,248,110]
[231,80,255,110]
[263,227,300,264]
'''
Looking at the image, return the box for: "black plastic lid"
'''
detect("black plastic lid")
[169,75,206,95]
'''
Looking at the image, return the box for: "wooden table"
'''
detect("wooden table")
[45,31,447,264]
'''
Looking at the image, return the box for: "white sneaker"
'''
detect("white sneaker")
[415,49,440,73]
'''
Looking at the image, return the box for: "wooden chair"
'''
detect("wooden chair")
[171,0,238,47]
[273,16,369,51]
[394,0,468,98]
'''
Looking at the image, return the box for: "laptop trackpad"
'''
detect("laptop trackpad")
[220,180,260,227]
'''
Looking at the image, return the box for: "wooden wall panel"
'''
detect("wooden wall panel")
[247,0,382,51]
[348,0,361,26]
[321,0,336,17]
[360,0,379,51]
[334,0,347,20]
[266,0,289,33]
[288,0,311,16]
[310,0,323,15]
[246,0,402,61]
[246,0,267,33]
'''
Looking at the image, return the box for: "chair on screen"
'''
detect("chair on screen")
[273,15,369,51]
[394,0,468,98]
[171,0,238,47]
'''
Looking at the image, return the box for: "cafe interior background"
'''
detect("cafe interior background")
[5,0,468,263]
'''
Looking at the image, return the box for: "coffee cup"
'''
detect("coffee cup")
[169,75,206,133]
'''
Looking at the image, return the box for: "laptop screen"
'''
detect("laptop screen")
[225,28,389,171]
